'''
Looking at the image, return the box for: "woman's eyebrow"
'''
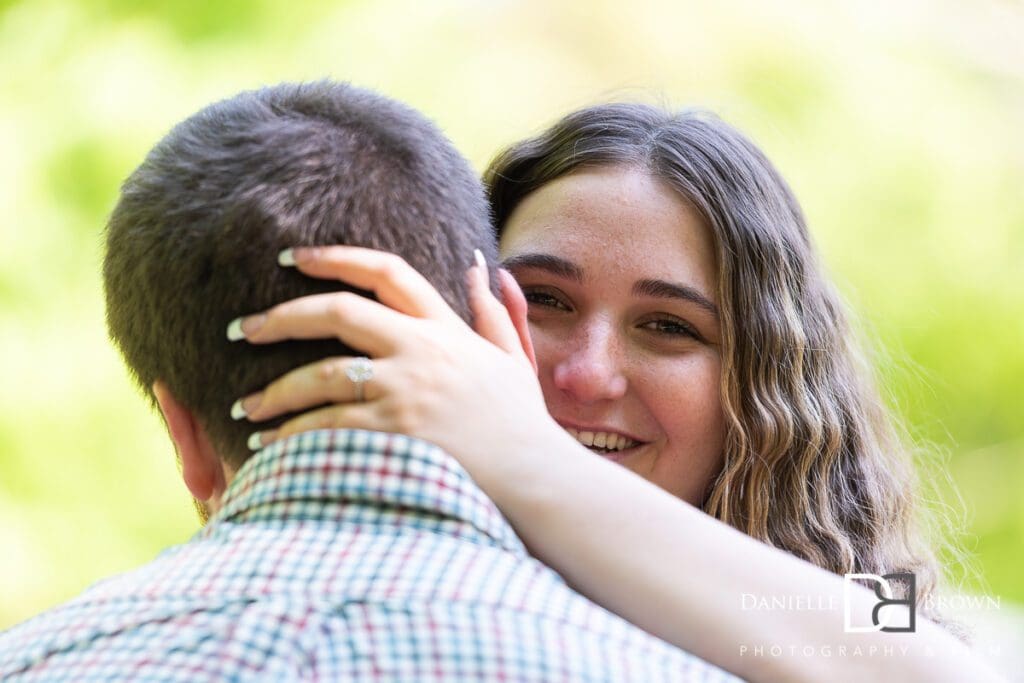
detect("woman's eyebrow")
[500,253,583,282]
[632,279,719,317]
[500,253,718,317]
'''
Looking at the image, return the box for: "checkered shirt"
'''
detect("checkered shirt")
[0,429,741,682]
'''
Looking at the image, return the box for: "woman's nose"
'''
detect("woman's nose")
[552,325,628,404]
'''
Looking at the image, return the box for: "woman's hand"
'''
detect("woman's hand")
[228,245,558,486]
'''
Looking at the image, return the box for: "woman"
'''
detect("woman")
[228,105,997,681]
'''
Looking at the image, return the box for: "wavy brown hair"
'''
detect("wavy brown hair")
[485,103,959,632]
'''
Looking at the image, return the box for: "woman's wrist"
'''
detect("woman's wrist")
[465,415,577,519]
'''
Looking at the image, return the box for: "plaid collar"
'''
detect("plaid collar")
[200,429,527,556]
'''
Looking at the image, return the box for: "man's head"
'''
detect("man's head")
[104,81,497,503]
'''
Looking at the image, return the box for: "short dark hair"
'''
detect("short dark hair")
[104,81,494,469]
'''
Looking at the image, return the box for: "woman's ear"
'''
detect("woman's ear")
[152,381,226,504]
[497,268,538,373]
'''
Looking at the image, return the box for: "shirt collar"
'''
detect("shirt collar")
[201,429,526,556]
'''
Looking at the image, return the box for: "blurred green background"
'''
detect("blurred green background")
[1,0,1021,634]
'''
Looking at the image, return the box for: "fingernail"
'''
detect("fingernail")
[230,393,263,421]
[473,248,491,290]
[227,317,245,341]
[278,248,296,267]
[227,314,267,341]
[247,429,277,451]
[473,248,488,273]
[247,431,264,451]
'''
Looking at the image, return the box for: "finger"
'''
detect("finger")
[229,291,412,356]
[284,246,463,323]
[234,356,389,422]
[467,260,520,353]
[253,403,389,448]
[467,262,532,365]
[497,268,537,371]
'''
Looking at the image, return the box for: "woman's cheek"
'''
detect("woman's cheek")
[644,357,726,480]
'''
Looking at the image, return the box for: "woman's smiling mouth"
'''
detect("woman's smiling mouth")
[558,423,648,461]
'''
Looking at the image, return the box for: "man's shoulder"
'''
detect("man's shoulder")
[0,432,740,680]
[0,518,738,681]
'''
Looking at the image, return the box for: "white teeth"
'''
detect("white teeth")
[563,428,638,452]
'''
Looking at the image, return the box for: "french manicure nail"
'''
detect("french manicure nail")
[473,248,487,272]
[227,317,245,341]
[247,430,278,451]
[231,393,263,421]
[227,314,266,341]
[278,248,296,267]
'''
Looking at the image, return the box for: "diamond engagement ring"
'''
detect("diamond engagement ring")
[345,356,374,402]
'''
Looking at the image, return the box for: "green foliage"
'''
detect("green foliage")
[1,0,1020,629]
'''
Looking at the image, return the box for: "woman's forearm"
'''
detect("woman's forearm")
[483,421,1000,683]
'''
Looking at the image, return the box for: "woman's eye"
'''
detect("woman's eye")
[523,290,570,311]
[641,318,698,338]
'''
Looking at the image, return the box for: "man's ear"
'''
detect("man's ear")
[497,268,538,373]
[152,381,227,504]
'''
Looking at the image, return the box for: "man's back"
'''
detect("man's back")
[0,429,738,681]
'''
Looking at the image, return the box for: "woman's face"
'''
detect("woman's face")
[499,165,725,505]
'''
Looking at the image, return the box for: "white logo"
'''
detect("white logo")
[843,573,916,633]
